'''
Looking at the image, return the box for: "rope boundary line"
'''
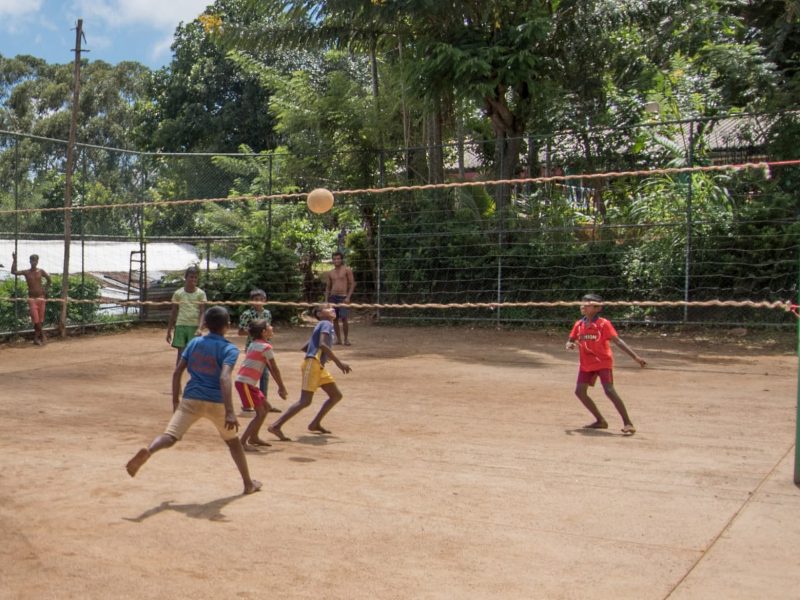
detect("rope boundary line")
[3,297,795,314]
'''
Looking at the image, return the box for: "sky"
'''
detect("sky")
[0,0,212,70]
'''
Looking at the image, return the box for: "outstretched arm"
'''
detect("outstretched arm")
[10,252,20,275]
[611,336,647,367]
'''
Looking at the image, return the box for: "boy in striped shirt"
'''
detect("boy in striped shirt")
[235,319,288,451]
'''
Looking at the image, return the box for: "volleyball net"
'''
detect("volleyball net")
[0,128,798,335]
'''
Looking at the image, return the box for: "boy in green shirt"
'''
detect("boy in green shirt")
[166,266,207,365]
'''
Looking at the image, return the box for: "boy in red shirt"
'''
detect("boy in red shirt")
[566,294,647,435]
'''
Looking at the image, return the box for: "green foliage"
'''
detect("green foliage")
[0,274,100,332]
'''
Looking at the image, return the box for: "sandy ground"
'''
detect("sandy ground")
[0,323,799,600]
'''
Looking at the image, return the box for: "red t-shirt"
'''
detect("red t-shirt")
[570,317,618,371]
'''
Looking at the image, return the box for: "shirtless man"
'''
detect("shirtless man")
[11,252,52,345]
[324,251,355,345]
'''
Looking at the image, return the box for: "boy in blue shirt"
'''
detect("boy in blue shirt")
[126,306,261,495]
[268,303,351,441]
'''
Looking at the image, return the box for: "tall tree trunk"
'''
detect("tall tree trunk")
[429,103,445,184]
[486,89,523,239]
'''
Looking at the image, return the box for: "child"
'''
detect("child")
[566,294,647,435]
[324,251,355,345]
[10,252,52,345]
[238,288,280,413]
[235,319,288,451]
[268,303,351,441]
[166,266,206,365]
[126,306,261,495]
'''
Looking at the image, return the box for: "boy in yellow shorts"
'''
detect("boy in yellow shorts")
[268,303,351,441]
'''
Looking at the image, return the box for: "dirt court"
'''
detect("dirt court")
[1,322,799,599]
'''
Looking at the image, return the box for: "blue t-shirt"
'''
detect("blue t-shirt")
[181,332,240,403]
[305,320,335,365]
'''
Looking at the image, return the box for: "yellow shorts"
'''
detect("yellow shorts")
[300,357,335,392]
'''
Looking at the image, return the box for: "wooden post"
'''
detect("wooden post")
[60,19,85,336]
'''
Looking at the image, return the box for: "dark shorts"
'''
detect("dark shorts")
[577,368,613,387]
[328,295,349,320]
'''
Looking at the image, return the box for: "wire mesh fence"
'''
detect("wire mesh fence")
[0,111,797,338]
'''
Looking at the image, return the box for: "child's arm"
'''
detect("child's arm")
[220,364,239,430]
[566,336,577,350]
[324,271,332,299]
[10,253,23,276]
[611,336,647,367]
[345,268,355,302]
[171,359,188,411]
[319,333,351,373]
[41,269,52,288]
[195,301,205,335]
[265,358,288,399]
[166,304,178,343]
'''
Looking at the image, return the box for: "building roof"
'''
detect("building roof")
[0,240,233,280]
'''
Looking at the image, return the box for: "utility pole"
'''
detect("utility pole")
[60,19,86,337]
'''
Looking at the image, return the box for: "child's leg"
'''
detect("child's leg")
[575,383,608,428]
[224,437,262,494]
[342,318,350,344]
[268,390,314,441]
[241,404,270,449]
[601,383,635,432]
[126,433,177,477]
[308,382,343,433]
[333,318,343,344]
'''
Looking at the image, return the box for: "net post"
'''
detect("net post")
[795,251,800,485]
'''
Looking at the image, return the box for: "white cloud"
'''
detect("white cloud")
[149,34,175,63]
[75,0,210,30]
[0,0,43,17]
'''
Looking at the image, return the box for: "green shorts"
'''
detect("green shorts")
[172,325,198,349]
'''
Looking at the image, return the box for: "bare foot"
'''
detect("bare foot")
[250,438,272,447]
[268,406,282,413]
[621,424,636,436]
[244,480,263,495]
[582,420,608,430]
[309,424,331,434]
[267,424,291,441]
[126,448,150,477]
[242,443,260,453]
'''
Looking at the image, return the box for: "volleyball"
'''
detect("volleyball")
[307,188,334,214]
